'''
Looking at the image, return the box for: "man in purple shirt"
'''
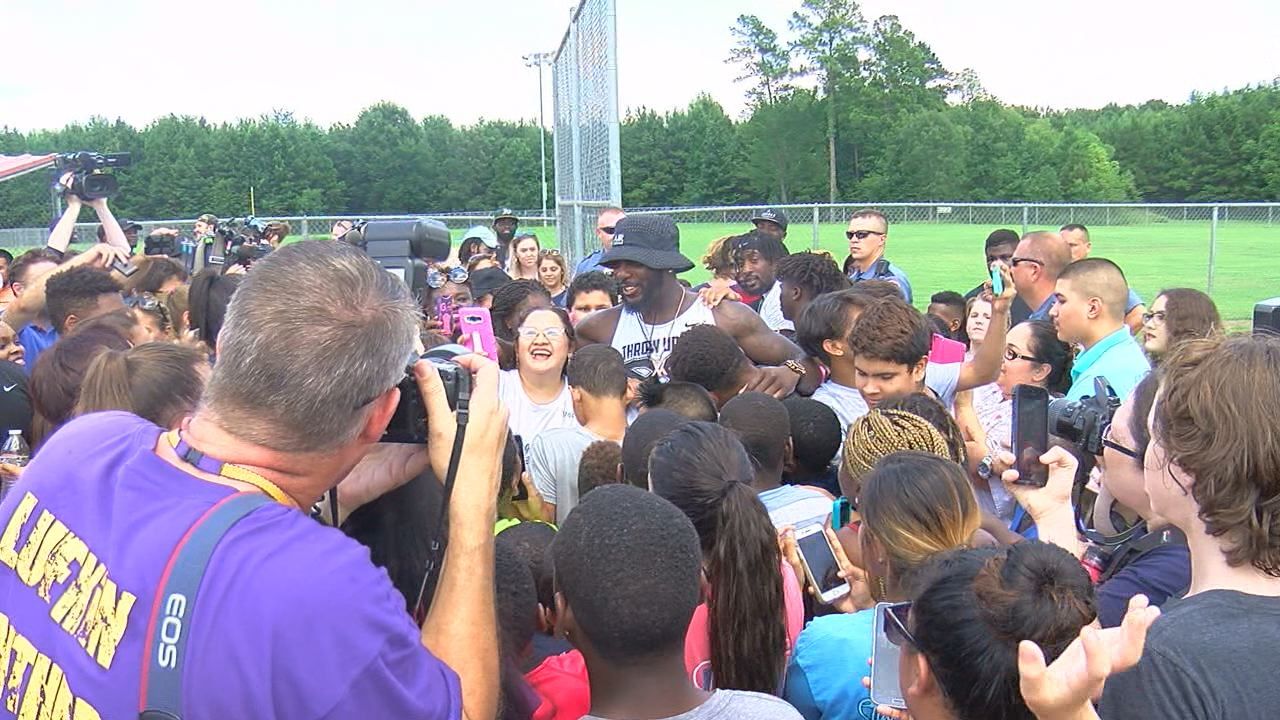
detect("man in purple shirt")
[0,241,505,719]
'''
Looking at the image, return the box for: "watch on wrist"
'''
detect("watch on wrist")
[783,359,807,377]
[977,454,995,481]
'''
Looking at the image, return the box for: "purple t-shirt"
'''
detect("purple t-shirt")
[0,411,461,719]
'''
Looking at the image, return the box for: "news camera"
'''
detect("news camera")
[53,151,132,200]
[208,217,272,271]
[341,218,452,300]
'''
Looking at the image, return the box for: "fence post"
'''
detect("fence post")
[811,205,820,251]
[1021,205,1029,235]
[1106,206,1111,226]
[301,216,309,240]
[1207,205,1219,295]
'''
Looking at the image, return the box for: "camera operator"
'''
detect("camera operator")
[46,172,134,255]
[0,241,505,719]
[996,373,1191,627]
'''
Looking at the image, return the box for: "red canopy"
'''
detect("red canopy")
[0,153,55,183]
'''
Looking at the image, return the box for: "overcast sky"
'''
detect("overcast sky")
[3,0,1277,132]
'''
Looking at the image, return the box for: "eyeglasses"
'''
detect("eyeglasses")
[1101,422,1140,460]
[883,601,916,648]
[427,266,469,289]
[1142,311,1167,325]
[1003,346,1041,364]
[597,226,615,235]
[1010,257,1045,268]
[517,326,567,342]
[845,230,886,241]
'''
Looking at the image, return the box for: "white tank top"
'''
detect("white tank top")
[610,296,716,380]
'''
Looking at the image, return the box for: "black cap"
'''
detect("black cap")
[600,215,693,273]
[493,208,519,223]
[469,266,512,299]
[119,219,143,231]
[751,208,788,231]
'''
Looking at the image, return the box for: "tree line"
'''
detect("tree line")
[2,0,1279,227]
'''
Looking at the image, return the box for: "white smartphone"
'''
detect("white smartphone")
[795,523,850,604]
[870,602,910,710]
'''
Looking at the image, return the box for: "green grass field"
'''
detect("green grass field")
[386,221,1271,328]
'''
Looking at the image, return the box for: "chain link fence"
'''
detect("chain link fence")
[551,0,621,266]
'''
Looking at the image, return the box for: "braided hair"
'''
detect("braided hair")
[490,279,552,342]
[842,409,953,486]
[774,251,850,299]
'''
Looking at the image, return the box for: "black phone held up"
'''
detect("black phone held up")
[1012,384,1049,487]
[511,435,529,502]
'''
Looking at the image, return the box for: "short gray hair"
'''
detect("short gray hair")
[203,241,420,452]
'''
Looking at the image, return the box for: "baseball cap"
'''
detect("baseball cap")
[599,215,693,273]
[751,208,788,231]
[462,225,499,249]
[119,219,143,231]
[493,208,519,223]
[469,267,512,300]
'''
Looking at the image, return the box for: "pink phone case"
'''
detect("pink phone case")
[458,306,499,363]
[929,333,966,364]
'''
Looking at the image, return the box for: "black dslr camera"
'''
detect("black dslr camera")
[1047,376,1120,456]
[53,151,132,200]
[209,217,272,271]
[382,344,471,444]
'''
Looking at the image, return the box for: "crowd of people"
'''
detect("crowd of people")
[0,197,1271,720]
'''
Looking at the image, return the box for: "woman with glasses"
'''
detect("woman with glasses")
[784,451,980,720]
[968,320,1073,525]
[497,306,577,452]
[882,541,1098,720]
[1141,288,1221,363]
[537,249,569,308]
[507,233,541,281]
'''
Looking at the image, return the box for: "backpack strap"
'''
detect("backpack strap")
[138,492,272,720]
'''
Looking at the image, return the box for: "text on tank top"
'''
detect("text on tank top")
[610,298,717,380]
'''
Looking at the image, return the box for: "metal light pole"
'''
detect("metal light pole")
[523,52,553,226]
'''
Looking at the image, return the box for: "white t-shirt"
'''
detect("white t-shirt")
[924,361,962,411]
[759,282,794,333]
[498,370,579,450]
[810,380,868,436]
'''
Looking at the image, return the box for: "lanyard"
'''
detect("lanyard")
[165,429,299,509]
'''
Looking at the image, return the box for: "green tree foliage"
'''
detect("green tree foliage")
[727,15,793,107]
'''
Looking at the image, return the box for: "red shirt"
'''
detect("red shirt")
[526,650,591,720]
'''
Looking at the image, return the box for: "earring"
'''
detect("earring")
[877,576,887,601]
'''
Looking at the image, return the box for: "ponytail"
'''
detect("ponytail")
[706,481,787,694]
[649,422,788,695]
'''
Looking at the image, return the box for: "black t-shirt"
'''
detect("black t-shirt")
[1100,589,1280,719]
[0,361,32,443]
[965,283,1032,326]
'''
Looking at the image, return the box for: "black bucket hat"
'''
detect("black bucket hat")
[599,215,693,273]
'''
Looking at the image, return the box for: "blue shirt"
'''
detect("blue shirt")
[16,323,59,374]
[848,258,912,303]
[575,249,606,277]
[1028,295,1057,321]
[1068,327,1151,402]
[785,610,884,720]
[1097,541,1190,628]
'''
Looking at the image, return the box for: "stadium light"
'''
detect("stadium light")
[523,52,554,226]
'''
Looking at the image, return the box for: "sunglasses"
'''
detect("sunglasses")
[427,266,469,289]
[1010,257,1045,268]
[883,601,915,648]
[539,249,562,257]
[126,293,173,331]
[597,225,616,234]
[846,230,885,241]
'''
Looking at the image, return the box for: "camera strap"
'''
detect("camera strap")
[412,382,473,623]
[138,491,272,719]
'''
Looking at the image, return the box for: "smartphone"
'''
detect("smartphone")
[990,262,1005,296]
[435,295,456,337]
[458,306,499,363]
[832,497,850,530]
[795,523,850,605]
[1012,384,1050,487]
[511,434,529,502]
[929,333,966,364]
[870,602,911,710]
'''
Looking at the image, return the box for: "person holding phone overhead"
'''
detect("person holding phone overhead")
[784,452,980,720]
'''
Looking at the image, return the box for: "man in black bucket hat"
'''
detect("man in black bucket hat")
[576,214,814,398]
